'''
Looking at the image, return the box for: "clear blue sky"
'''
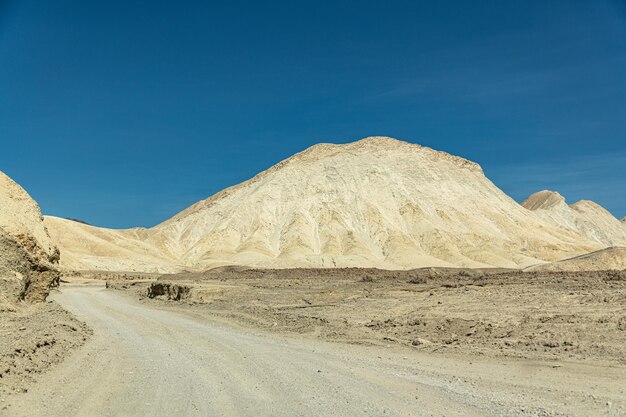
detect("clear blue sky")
[1,0,625,228]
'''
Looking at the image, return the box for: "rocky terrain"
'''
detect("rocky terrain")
[0,300,91,398]
[102,267,626,364]
[0,171,90,399]
[7,283,625,417]
[44,137,624,273]
[0,172,60,306]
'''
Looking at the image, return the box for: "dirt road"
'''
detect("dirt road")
[4,284,625,417]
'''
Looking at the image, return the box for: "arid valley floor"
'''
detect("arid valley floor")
[2,268,625,416]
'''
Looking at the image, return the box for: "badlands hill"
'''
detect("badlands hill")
[44,136,609,272]
[528,247,626,272]
[0,171,60,307]
[43,216,182,273]
[521,190,626,247]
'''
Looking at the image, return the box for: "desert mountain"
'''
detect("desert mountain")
[0,171,60,306]
[43,216,182,273]
[521,190,626,247]
[527,247,626,272]
[46,137,603,272]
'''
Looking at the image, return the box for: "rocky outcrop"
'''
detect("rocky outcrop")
[0,171,60,305]
[147,282,191,301]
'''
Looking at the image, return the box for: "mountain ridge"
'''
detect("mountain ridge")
[522,189,626,247]
[41,136,611,272]
[160,137,482,226]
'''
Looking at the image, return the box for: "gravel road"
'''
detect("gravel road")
[4,284,625,416]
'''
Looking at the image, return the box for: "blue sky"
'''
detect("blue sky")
[1,0,625,228]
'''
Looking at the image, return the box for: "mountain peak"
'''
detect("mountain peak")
[301,136,418,158]
[522,190,566,210]
[164,136,486,224]
[570,200,620,222]
[291,136,482,173]
[570,199,604,211]
[524,191,626,246]
[352,135,415,147]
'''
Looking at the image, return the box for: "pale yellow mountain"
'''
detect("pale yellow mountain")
[43,216,183,273]
[527,247,626,271]
[521,190,626,247]
[45,137,602,272]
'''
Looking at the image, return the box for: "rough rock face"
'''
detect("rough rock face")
[0,172,59,263]
[0,171,60,305]
[522,190,626,247]
[46,137,601,272]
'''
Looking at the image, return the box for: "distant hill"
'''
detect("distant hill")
[522,190,626,247]
[65,218,91,225]
[527,247,626,271]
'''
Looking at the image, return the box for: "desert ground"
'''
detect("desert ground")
[105,267,626,364]
[2,268,624,416]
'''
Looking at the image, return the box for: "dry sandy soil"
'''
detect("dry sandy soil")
[0,300,91,400]
[1,267,625,416]
[110,267,626,364]
[1,279,624,417]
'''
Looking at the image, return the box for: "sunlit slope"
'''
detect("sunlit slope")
[522,190,626,247]
[44,216,183,273]
[46,137,610,272]
[0,171,61,305]
[146,137,597,269]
